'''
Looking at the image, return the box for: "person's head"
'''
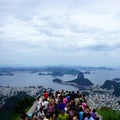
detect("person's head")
[44,90,46,93]
[20,111,28,120]
[25,116,30,120]
[40,107,43,112]
[87,113,91,118]
[92,109,96,113]
[32,117,39,120]
[61,110,65,115]
[73,116,77,120]
[36,96,40,101]
[46,114,50,119]
[79,107,83,112]
[43,98,47,101]
[32,115,39,120]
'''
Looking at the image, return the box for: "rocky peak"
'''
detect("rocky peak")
[77,72,84,79]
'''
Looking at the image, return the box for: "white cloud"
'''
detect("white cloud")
[0,0,120,66]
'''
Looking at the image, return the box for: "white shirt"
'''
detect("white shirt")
[37,100,41,110]
[42,101,49,109]
[84,117,94,120]
[38,111,44,117]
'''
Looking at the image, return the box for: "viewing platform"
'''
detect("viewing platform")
[25,89,102,120]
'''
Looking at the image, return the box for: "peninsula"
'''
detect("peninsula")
[53,72,93,89]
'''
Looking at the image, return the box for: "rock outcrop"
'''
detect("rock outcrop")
[68,72,93,86]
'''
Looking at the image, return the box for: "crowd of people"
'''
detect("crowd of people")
[20,90,99,120]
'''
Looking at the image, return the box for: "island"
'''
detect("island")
[38,68,80,76]
[0,72,14,76]
[53,79,62,83]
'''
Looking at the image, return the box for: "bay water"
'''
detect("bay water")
[0,70,120,91]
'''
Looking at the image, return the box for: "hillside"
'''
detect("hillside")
[101,80,120,96]
[0,92,34,120]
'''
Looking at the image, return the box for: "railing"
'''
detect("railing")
[27,102,37,116]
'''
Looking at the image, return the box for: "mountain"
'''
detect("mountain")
[68,72,93,86]
[52,72,93,87]
[101,80,120,96]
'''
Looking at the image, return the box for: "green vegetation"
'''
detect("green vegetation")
[11,96,35,120]
[0,92,35,120]
[98,107,120,120]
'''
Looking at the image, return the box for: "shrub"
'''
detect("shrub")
[98,107,120,120]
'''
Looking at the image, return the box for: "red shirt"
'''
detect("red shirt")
[43,92,48,99]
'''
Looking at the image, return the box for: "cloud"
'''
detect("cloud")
[0,0,120,66]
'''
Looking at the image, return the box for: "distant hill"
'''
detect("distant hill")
[38,68,80,76]
[74,66,115,71]
[113,78,120,83]
[101,80,120,96]
[0,66,115,73]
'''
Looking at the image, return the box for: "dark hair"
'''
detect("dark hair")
[79,107,83,111]
[46,114,50,119]
[20,111,28,119]
[92,109,96,113]
[87,113,91,117]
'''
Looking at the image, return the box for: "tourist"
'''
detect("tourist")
[48,101,55,115]
[78,107,83,120]
[43,90,49,99]
[36,96,42,112]
[38,107,45,120]
[84,113,94,120]
[57,100,66,111]
[91,109,97,119]
[57,110,69,120]
[26,89,101,120]
[72,112,78,120]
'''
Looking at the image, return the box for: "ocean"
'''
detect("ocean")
[0,69,120,90]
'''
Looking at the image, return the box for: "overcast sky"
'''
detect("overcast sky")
[0,0,120,67]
